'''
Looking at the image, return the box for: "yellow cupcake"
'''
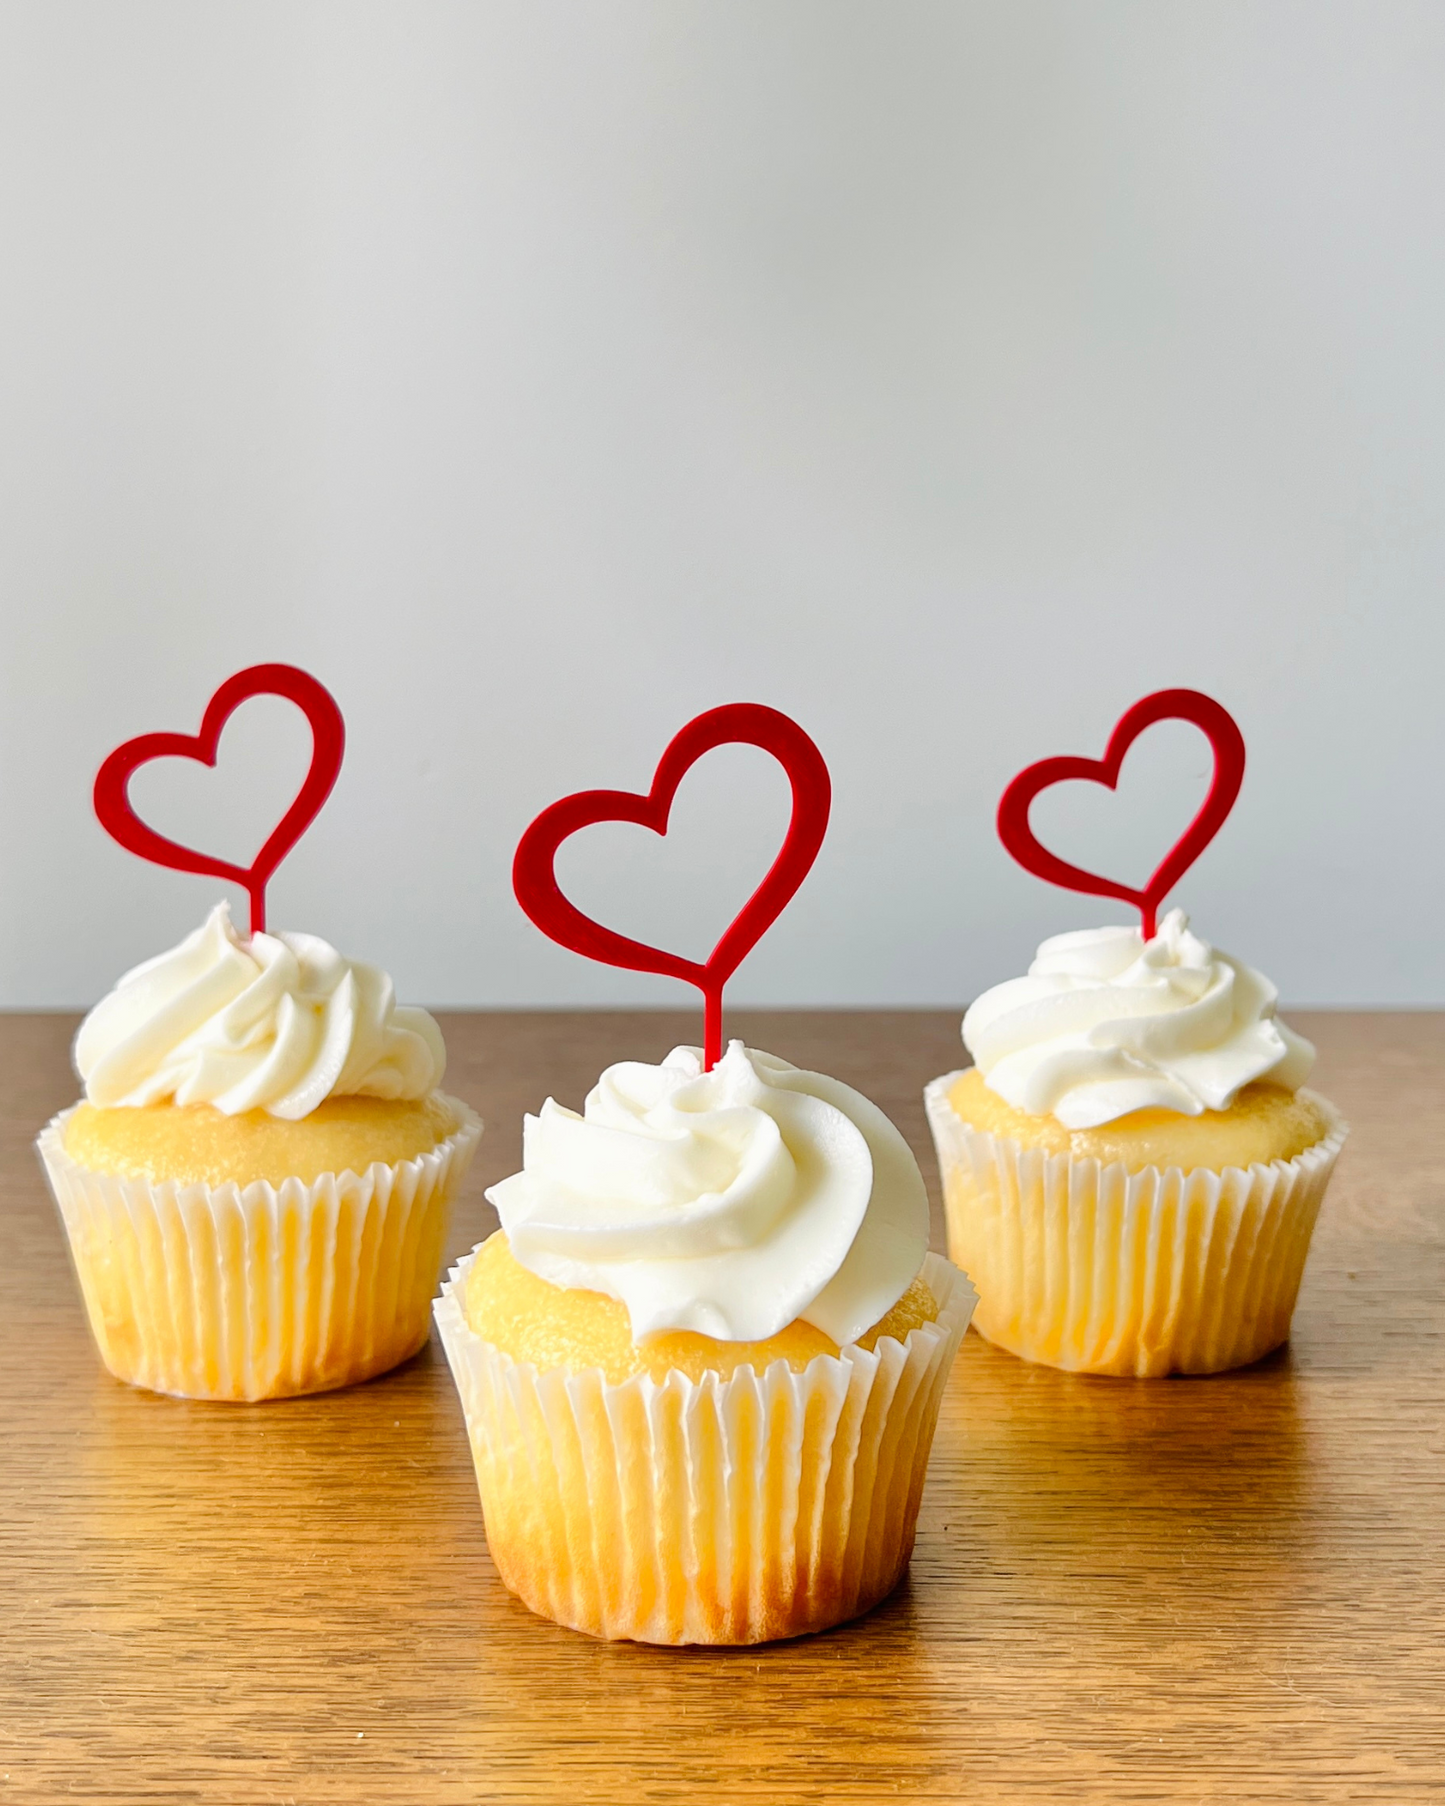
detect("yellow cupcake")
[434,1042,974,1645]
[926,912,1346,1378]
[38,904,481,1401]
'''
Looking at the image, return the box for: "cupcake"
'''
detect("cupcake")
[38,902,481,1401]
[926,908,1346,1378]
[435,1040,974,1645]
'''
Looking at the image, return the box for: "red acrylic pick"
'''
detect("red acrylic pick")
[513,703,832,1070]
[996,688,1246,939]
[93,663,345,937]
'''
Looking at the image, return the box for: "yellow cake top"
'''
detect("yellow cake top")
[463,1229,938,1383]
[944,1066,1330,1174]
[64,1092,461,1188]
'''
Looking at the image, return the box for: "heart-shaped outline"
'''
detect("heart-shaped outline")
[996,687,1246,938]
[93,663,346,936]
[513,703,832,1069]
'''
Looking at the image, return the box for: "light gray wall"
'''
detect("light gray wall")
[2,2,1442,1011]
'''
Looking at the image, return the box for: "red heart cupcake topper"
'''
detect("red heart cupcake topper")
[93,663,346,937]
[513,703,832,1071]
[996,688,1246,939]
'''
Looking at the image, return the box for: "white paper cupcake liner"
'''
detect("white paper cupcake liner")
[434,1247,975,1645]
[925,1073,1347,1377]
[38,1097,482,1402]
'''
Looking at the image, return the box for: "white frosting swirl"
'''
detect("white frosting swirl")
[962,909,1314,1129]
[487,1042,929,1346]
[75,902,446,1119]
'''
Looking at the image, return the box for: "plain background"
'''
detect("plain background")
[2,1,1442,1013]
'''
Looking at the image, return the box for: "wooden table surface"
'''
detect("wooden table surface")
[2,1009,1442,1804]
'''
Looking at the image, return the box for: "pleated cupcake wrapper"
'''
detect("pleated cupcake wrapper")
[38,1098,482,1402]
[434,1248,974,1645]
[925,1073,1347,1378]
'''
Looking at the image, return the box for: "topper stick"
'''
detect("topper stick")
[92,664,345,937]
[512,703,832,1070]
[995,688,1246,939]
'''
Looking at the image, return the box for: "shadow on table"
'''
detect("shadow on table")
[925,1327,1319,1621]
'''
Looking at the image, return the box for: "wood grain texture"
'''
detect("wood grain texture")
[2,1009,1442,1804]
